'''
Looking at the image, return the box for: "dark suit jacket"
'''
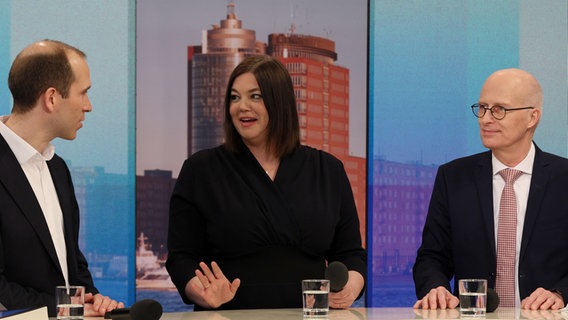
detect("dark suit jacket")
[0,135,98,316]
[413,144,568,302]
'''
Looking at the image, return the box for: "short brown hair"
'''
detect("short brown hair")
[8,39,86,113]
[223,55,300,157]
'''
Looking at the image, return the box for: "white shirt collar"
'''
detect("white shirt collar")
[492,142,535,175]
[0,115,55,164]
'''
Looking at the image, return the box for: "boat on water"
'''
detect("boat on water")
[136,232,175,290]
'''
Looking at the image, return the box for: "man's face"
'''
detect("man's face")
[477,72,539,154]
[54,52,92,140]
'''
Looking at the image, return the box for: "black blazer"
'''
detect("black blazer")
[0,135,97,316]
[413,144,568,301]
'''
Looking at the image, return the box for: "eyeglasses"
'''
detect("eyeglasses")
[471,103,534,120]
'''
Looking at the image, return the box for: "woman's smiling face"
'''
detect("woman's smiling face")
[229,72,269,149]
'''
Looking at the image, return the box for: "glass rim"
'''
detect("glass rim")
[458,278,487,282]
[302,279,329,282]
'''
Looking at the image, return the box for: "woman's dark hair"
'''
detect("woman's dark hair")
[223,55,300,158]
[8,39,86,113]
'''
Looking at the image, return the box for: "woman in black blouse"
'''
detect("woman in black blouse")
[166,55,366,310]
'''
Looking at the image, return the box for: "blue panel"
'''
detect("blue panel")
[0,1,10,115]
[368,0,519,307]
[367,1,376,307]
[9,0,136,306]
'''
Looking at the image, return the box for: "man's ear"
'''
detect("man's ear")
[528,107,541,129]
[42,87,58,112]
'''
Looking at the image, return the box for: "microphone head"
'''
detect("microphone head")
[325,261,349,292]
[487,288,499,312]
[130,299,163,320]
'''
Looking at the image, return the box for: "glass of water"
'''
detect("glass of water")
[56,285,85,320]
[458,279,487,317]
[302,279,330,318]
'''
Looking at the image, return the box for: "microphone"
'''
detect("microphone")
[487,288,499,312]
[104,299,163,320]
[325,261,349,292]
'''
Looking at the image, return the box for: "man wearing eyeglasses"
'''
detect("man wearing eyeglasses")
[413,68,568,311]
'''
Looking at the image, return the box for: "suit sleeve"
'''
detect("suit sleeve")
[321,158,367,299]
[70,203,99,296]
[325,160,367,296]
[0,237,57,312]
[413,165,454,299]
[165,159,203,305]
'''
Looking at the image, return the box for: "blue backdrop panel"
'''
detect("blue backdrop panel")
[368,0,519,307]
[2,0,136,305]
[0,1,10,115]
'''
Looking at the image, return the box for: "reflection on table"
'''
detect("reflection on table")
[153,307,568,320]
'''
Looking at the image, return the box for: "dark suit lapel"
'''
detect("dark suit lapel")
[0,135,64,276]
[520,147,549,261]
[475,152,497,259]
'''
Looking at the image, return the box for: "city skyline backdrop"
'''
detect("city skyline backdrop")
[136,0,367,177]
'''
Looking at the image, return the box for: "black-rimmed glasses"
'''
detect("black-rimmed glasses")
[471,103,534,120]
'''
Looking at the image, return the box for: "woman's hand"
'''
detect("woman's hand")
[329,270,364,309]
[185,261,241,309]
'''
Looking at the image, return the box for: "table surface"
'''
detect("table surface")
[82,307,568,320]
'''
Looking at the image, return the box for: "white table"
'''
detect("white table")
[143,307,568,320]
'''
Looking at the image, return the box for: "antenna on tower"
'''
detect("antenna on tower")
[227,0,235,18]
[288,2,296,35]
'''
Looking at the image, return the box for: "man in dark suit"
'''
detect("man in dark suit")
[413,68,568,311]
[0,39,124,316]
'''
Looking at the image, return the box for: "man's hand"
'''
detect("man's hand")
[413,286,459,310]
[521,287,564,310]
[84,293,124,317]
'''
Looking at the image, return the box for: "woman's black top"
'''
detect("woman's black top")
[166,145,366,310]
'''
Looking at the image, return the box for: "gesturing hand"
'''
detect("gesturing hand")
[190,261,241,309]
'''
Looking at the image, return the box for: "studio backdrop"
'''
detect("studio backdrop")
[0,0,566,311]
